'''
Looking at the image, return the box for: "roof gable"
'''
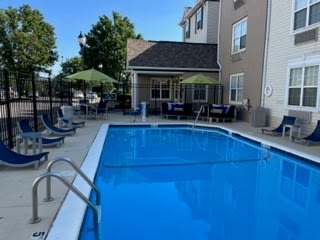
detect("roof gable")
[127,39,219,71]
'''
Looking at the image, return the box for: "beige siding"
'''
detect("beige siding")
[219,0,268,121]
[206,2,219,44]
[264,0,320,131]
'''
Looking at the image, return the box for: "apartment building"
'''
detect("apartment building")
[218,0,269,122]
[263,0,320,131]
[126,1,221,113]
[180,0,220,44]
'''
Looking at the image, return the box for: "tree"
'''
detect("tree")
[0,5,58,73]
[60,57,82,77]
[83,12,142,80]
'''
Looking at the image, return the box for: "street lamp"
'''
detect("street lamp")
[78,32,87,102]
[77,32,86,69]
[120,72,126,113]
[98,63,103,71]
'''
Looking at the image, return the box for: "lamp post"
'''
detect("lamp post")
[78,32,87,102]
[77,32,86,70]
[120,72,126,113]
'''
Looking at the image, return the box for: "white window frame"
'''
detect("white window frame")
[229,73,244,104]
[286,55,320,111]
[150,78,171,101]
[192,84,208,103]
[292,0,320,31]
[195,8,203,32]
[232,18,247,54]
[280,159,310,208]
[185,19,190,39]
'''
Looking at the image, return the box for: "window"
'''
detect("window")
[294,0,320,30]
[151,79,170,100]
[192,85,208,102]
[185,20,190,39]
[287,65,319,108]
[281,160,310,207]
[229,74,244,103]
[232,18,247,53]
[195,7,203,32]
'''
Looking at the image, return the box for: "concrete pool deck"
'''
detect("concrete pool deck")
[1,112,320,240]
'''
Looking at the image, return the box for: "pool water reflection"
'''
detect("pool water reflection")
[79,126,320,240]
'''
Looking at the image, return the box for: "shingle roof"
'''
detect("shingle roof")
[127,39,219,71]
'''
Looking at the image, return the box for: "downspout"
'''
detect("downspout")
[217,1,222,84]
[261,0,272,108]
[216,1,223,104]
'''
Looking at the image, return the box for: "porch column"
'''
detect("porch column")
[132,72,138,108]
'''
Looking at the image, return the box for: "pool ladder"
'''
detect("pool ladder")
[194,104,209,126]
[29,157,101,237]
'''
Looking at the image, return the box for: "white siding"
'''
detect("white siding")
[264,0,320,131]
[184,1,219,44]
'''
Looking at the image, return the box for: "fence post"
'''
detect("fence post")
[59,77,63,106]
[31,72,39,132]
[48,74,53,118]
[3,69,14,148]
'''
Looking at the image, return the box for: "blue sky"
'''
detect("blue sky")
[1,0,195,75]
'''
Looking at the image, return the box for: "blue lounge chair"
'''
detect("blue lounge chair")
[130,104,142,122]
[57,109,85,128]
[293,120,320,145]
[261,115,296,136]
[41,114,76,136]
[0,140,48,168]
[17,119,65,147]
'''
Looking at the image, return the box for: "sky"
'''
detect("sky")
[0,0,195,75]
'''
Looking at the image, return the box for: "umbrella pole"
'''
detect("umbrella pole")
[83,80,87,103]
[100,82,103,103]
[198,87,200,110]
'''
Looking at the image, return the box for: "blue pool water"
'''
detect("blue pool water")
[79,125,320,240]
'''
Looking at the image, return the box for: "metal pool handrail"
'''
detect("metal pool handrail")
[29,173,99,226]
[194,104,209,126]
[43,156,100,205]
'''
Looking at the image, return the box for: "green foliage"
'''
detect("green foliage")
[0,5,58,73]
[60,57,82,77]
[83,11,142,80]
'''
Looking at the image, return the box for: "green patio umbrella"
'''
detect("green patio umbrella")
[66,69,118,102]
[66,68,118,83]
[180,74,220,109]
[180,74,219,85]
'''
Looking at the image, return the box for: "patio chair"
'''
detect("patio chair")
[293,120,320,145]
[261,115,296,136]
[96,101,108,119]
[41,114,76,136]
[87,101,108,119]
[57,109,85,128]
[0,139,48,169]
[17,119,65,147]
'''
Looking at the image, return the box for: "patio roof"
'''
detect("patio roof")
[127,39,219,72]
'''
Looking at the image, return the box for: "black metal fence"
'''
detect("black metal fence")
[0,69,72,148]
[0,68,224,148]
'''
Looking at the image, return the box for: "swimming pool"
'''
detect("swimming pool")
[46,124,320,240]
